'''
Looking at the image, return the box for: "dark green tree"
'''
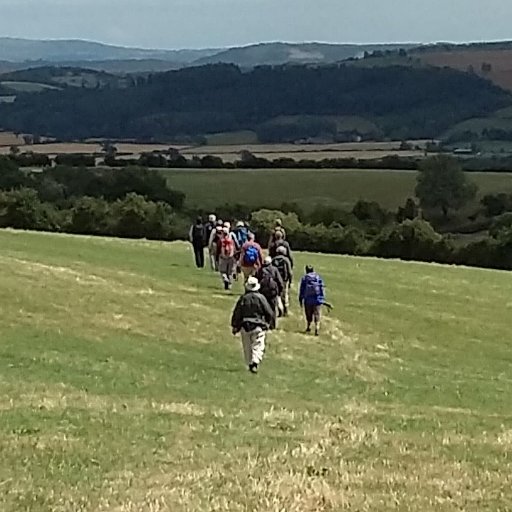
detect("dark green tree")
[415,155,477,218]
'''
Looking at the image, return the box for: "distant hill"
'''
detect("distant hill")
[0,37,219,64]
[0,63,508,142]
[191,42,417,67]
[0,38,417,73]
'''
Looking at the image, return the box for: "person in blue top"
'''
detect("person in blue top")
[299,265,325,336]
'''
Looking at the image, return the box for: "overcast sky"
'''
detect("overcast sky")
[1,0,511,49]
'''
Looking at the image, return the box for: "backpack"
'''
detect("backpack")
[220,237,234,258]
[259,268,279,299]
[304,273,321,299]
[192,224,204,243]
[235,227,249,247]
[273,256,288,281]
[243,244,259,266]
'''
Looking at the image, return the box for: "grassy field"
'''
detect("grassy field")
[1,229,511,511]
[166,168,512,211]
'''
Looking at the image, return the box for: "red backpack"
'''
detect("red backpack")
[219,237,234,258]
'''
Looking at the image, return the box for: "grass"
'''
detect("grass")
[1,229,511,511]
[166,168,512,211]
[0,81,61,93]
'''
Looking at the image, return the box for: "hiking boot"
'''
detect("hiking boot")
[249,363,258,374]
[314,329,319,337]
[305,327,311,334]
[224,281,230,290]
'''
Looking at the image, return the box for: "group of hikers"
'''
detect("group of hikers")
[189,214,326,374]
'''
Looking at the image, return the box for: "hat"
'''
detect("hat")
[305,265,314,273]
[276,246,287,255]
[223,221,231,229]
[245,276,260,292]
[208,214,216,222]
[236,221,244,227]
[264,256,272,265]
[216,225,223,231]
[222,227,229,234]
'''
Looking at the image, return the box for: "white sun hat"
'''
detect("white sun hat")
[245,276,260,292]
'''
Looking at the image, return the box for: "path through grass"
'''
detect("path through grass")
[0,230,511,510]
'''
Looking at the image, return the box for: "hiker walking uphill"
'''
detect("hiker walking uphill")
[272,246,293,317]
[231,276,275,374]
[239,232,263,281]
[268,219,286,257]
[256,256,284,329]
[208,225,223,271]
[299,265,326,336]
[218,227,236,290]
[269,230,294,267]
[189,216,205,268]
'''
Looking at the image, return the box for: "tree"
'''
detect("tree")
[415,155,477,218]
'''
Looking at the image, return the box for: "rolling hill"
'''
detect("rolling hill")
[1,229,511,511]
[0,63,508,141]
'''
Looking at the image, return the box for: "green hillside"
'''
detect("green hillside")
[1,229,511,511]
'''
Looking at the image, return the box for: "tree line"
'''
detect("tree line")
[1,155,512,271]
[0,63,509,141]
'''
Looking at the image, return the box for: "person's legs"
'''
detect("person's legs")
[313,305,322,336]
[250,327,266,372]
[225,258,234,288]
[242,266,255,282]
[209,248,217,271]
[240,329,253,367]
[283,282,290,316]
[193,244,203,268]
[219,258,230,290]
[304,304,314,333]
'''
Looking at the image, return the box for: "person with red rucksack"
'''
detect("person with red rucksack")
[239,232,263,281]
[299,265,325,336]
[218,227,236,290]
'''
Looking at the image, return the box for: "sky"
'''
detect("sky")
[0,0,511,49]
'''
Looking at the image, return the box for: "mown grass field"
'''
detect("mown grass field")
[166,168,512,211]
[1,229,511,511]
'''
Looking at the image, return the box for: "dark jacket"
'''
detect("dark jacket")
[272,255,293,284]
[270,240,294,267]
[256,263,284,297]
[231,291,275,331]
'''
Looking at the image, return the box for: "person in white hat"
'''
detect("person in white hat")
[231,276,275,373]
[204,214,217,269]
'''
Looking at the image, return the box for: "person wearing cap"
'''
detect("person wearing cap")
[208,225,223,271]
[272,245,293,316]
[204,214,217,268]
[256,255,284,328]
[231,276,275,373]
[299,265,325,336]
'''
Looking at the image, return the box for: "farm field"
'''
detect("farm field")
[0,229,511,511]
[166,168,512,211]
[0,133,427,161]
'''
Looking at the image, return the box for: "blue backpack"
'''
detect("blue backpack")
[304,273,321,299]
[243,245,259,265]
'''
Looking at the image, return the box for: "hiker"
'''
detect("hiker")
[188,216,206,268]
[269,229,294,267]
[208,225,223,271]
[239,232,263,281]
[268,219,287,257]
[299,265,325,336]
[231,276,275,374]
[233,221,249,248]
[205,214,217,269]
[256,256,284,328]
[272,245,293,317]
[218,227,236,290]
